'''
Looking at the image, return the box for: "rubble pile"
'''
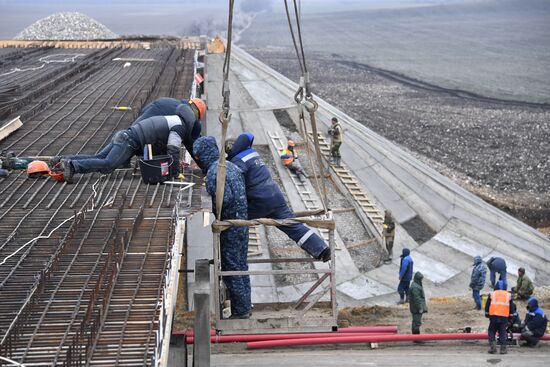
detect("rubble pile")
[15,12,117,40]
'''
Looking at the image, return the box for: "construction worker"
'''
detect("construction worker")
[487,256,507,290]
[56,100,204,183]
[327,117,342,165]
[409,271,427,338]
[469,255,487,310]
[135,97,206,124]
[193,136,251,319]
[226,132,330,262]
[382,209,396,263]
[521,297,548,347]
[398,248,414,304]
[512,267,534,300]
[485,280,516,354]
[280,140,307,182]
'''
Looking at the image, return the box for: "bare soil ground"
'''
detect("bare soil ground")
[339,286,550,335]
[243,48,550,233]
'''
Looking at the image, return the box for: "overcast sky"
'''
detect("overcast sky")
[0,0,464,38]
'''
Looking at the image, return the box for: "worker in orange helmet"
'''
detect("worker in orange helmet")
[485,280,516,354]
[280,140,307,182]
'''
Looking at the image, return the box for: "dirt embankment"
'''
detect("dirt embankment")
[244,48,550,233]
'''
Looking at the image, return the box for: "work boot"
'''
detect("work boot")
[49,156,63,167]
[475,304,481,311]
[228,312,251,320]
[397,298,405,305]
[61,159,74,184]
[499,344,507,354]
[318,247,331,262]
[488,342,497,354]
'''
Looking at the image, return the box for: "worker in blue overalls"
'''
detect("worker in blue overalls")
[226,132,330,262]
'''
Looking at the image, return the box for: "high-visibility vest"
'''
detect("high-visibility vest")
[488,290,511,317]
[280,148,294,166]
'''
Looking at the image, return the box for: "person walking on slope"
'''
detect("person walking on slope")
[382,209,396,263]
[469,255,487,310]
[328,117,343,166]
[226,132,330,261]
[512,267,534,300]
[409,271,428,338]
[398,248,414,304]
[485,280,516,354]
[521,297,548,347]
[280,140,307,182]
[193,136,251,319]
[487,256,507,290]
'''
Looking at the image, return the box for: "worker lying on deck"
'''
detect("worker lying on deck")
[521,297,548,347]
[225,132,331,262]
[55,99,205,183]
[485,280,516,354]
[135,97,206,124]
[280,140,307,182]
[193,136,251,319]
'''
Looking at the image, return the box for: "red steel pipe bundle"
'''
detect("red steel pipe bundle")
[246,332,550,350]
[186,332,393,344]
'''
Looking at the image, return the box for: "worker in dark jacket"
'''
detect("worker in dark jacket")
[485,280,516,354]
[193,136,251,318]
[226,132,330,261]
[409,271,428,337]
[137,97,206,124]
[521,297,548,347]
[57,101,203,183]
[469,255,487,310]
[487,256,507,290]
[512,267,534,300]
[382,209,396,263]
[398,248,414,304]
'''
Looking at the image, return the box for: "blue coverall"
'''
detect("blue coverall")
[487,256,507,290]
[193,136,251,317]
[398,248,414,301]
[227,132,329,260]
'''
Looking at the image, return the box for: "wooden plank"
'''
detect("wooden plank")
[0,116,22,142]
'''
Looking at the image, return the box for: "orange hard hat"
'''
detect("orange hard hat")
[288,140,295,147]
[189,98,206,120]
[27,160,50,178]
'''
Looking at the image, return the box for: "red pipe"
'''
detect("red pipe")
[173,325,397,337]
[186,332,394,344]
[247,333,550,350]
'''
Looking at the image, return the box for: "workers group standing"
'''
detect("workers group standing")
[226,132,330,262]
[56,99,205,183]
[409,271,428,338]
[328,117,343,166]
[512,267,534,300]
[521,297,548,347]
[398,248,414,304]
[382,209,396,263]
[487,256,507,290]
[193,136,251,319]
[280,140,307,182]
[485,280,516,354]
[469,255,487,310]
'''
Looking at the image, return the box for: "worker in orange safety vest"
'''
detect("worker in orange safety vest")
[485,280,516,354]
[280,140,307,182]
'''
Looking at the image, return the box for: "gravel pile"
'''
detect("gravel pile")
[15,12,117,40]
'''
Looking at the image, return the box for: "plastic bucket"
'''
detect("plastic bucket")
[138,155,173,184]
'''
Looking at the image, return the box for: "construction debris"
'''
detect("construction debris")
[15,12,118,40]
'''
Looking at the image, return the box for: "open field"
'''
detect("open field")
[239,0,550,228]
[239,0,550,104]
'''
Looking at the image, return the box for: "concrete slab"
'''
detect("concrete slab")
[337,274,395,300]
